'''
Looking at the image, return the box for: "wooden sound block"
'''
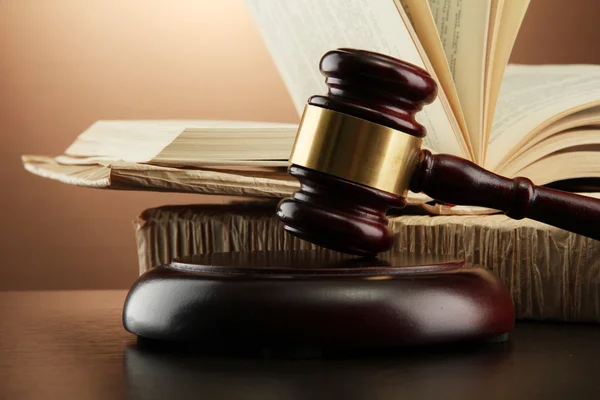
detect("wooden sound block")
[123,250,514,350]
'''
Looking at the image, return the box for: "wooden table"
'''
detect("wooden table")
[1,290,599,399]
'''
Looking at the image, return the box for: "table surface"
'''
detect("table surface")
[1,290,599,400]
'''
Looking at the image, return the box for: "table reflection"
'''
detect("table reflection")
[123,339,512,399]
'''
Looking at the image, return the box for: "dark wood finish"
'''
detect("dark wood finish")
[411,149,600,240]
[277,166,406,256]
[308,48,437,137]
[123,250,514,346]
[2,290,600,399]
[278,48,600,255]
[277,48,436,256]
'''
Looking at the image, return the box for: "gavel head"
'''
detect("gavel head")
[276,48,438,257]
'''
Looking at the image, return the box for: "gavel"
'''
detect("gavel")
[276,48,600,257]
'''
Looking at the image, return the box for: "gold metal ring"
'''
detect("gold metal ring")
[289,105,422,197]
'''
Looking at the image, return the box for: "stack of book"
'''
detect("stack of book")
[22,0,600,322]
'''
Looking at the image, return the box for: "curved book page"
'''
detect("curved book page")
[397,0,470,154]
[513,149,600,186]
[487,64,600,171]
[498,130,600,180]
[244,0,467,158]
[482,0,530,160]
[427,0,492,164]
[21,155,435,205]
[498,106,600,170]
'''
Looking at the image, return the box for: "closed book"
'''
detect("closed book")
[134,201,600,323]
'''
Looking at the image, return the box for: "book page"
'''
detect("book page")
[427,0,492,164]
[65,120,296,162]
[396,0,469,148]
[499,106,600,168]
[152,127,297,165]
[498,129,600,179]
[482,0,503,157]
[483,0,530,159]
[511,149,600,186]
[244,0,466,157]
[21,155,432,204]
[485,0,503,82]
[486,65,600,170]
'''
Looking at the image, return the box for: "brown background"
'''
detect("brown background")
[1,0,599,290]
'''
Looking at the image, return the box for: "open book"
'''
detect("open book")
[23,0,600,213]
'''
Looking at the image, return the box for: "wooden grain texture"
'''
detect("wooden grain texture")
[1,291,600,400]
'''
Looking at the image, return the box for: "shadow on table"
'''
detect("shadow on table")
[122,322,600,399]
[122,337,513,399]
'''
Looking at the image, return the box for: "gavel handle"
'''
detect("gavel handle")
[410,150,600,240]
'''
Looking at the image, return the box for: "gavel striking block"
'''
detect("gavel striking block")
[123,250,514,350]
[277,48,600,256]
[123,48,598,351]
